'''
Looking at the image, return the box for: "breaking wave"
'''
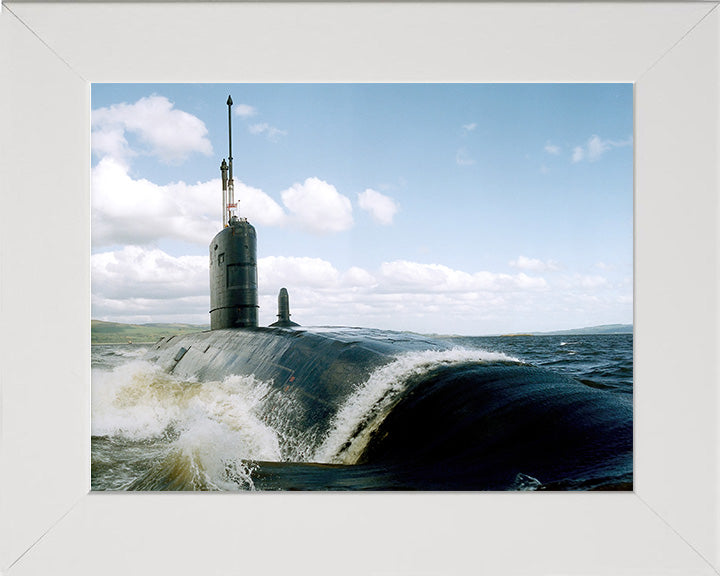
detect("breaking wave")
[92,361,281,489]
[313,348,519,464]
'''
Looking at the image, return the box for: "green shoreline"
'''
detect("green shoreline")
[91,319,209,345]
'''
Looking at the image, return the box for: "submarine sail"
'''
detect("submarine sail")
[209,95,259,329]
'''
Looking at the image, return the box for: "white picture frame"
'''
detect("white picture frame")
[1,2,718,575]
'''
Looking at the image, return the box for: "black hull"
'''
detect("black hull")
[142,327,632,490]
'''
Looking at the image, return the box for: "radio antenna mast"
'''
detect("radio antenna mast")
[226,95,236,224]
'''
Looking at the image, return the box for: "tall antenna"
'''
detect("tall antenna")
[226,95,236,223]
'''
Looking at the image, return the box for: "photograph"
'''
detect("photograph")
[91,83,633,491]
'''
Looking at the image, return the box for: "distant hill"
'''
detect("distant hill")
[532,324,633,336]
[91,320,208,344]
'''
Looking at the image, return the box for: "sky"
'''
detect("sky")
[91,83,633,335]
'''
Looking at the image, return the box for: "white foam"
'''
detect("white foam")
[115,346,149,358]
[92,361,282,488]
[313,347,517,464]
[92,360,186,439]
[171,375,282,489]
[512,472,543,491]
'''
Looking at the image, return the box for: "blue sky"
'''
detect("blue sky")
[91,83,633,334]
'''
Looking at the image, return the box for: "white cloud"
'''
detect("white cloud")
[544,142,561,155]
[281,177,354,234]
[462,122,477,133]
[92,95,212,165]
[259,256,342,290]
[586,135,610,161]
[235,104,257,118]
[92,158,218,247]
[93,158,358,245]
[456,148,475,166]
[260,257,377,296]
[379,261,548,293]
[233,182,286,226]
[572,146,585,163]
[509,256,559,272]
[91,126,132,166]
[92,246,208,301]
[556,273,609,289]
[249,123,287,141]
[357,188,399,225]
[572,134,632,163]
[380,261,453,291]
[92,294,211,326]
[92,246,628,334]
[91,157,284,247]
[342,267,378,288]
[576,274,609,289]
[254,257,553,329]
[261,257,550,299]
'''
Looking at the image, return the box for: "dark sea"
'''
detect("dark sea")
[91,332,632,491]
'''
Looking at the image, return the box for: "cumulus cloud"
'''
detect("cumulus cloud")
[92,95,212,165]
[357,188,399,225]
[91,158,284,247]
[260,257,378,297]
[234,182,286,226]
[92,246,627,334]
[379,260,548,293]
[572,134,632,163]
[509,256,559,272]
[92,158,218,247]
[261,257,548,298]
[93,155,358,243]
[259,256,342,290]
[91,97,357,242]
[91,125,131,165]
[92,246,208,301]
[256,257,552,329]
[281,177,354,233]
[342,266,378,288]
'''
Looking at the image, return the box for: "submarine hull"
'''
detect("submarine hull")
[142,327,633,491]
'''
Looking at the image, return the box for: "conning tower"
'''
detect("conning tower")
[209,96,259,329]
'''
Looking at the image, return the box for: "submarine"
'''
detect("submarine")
[142,96,632,491]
